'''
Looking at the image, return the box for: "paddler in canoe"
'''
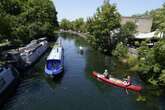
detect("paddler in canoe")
[103,69,112,78]
[97,69,110,78]
[123,75,131,86]
[93,71,142,92]
[103,70,131,86]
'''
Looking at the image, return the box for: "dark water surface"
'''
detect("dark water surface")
[2,34,165,110]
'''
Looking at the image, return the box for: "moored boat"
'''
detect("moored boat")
[92,71,142,92]
[20,38,48,67]
[0,65,19,107]
[4,38,48,69]
[45,41,64,78]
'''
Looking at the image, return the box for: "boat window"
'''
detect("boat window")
[0,77,6,89]
[47,60,61,70]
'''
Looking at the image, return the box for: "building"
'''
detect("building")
[121,16,153,33]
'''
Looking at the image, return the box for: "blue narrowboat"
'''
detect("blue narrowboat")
[45,42,64,77]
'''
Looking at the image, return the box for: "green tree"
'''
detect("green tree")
[138,40,165,87]
[60,19,72,30]
[72,18,85,32]
[0,0,58,45]
[60,18,86,33]
[112,42,128,58]
[154,40,165,67]
[0,0,21,42]
[118,21,137,44]
[0,14,12,38]
[87,0,121,54]
[150,3,165,35]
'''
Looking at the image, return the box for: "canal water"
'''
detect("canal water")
[2,34,165,110]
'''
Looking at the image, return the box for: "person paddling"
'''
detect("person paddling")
[123,75,131,86]
[103,69,109,78]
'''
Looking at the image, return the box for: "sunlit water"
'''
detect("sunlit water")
[2,34,165,110]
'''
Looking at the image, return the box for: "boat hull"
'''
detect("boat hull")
[45,66,64,78]
[44,42,64,78]
[4,38,48,70]
[92,71,142,92]
[0,76,19,107]
[0,66,19,107]
[22,41,48,67]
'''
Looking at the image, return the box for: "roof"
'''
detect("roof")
[8,39,45,55]
[122,16,152,19]
[47,45,63,60]
[134,31,163,39]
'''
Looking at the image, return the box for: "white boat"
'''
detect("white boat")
[20,39,48,67]
[45,41,64,77]
[0,66,19,106]
[79,46,83,50]
[5,38,48,69]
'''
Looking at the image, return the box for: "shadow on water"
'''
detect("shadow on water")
[44,72,65,90]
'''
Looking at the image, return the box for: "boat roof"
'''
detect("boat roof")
[7,39,45,54]
[47,45,63,60]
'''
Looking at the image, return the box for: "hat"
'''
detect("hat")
[104,69,108,72]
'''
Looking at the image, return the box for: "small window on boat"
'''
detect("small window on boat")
[0,77,6,89]
[47,60,61,70]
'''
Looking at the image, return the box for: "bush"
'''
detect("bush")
[138,40,165,87]
[154,40,165,67]
[112,42,128,58]
[0,0,58,45]
[158,70,165,86]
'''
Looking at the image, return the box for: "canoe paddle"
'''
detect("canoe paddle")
[125,88,129,95]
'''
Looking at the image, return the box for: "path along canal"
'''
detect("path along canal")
[2,33,165,110]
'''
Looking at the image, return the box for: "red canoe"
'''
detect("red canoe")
[92,71,143,92]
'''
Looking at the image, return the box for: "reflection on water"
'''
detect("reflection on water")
[2,34,165,110]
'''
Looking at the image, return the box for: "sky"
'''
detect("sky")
[53,0,164,21]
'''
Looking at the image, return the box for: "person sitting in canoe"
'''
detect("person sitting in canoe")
[123,75,131,86]
[103,69,109,78]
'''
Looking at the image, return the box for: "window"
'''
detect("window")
[47,60,61,70]
[0,77,6,89]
